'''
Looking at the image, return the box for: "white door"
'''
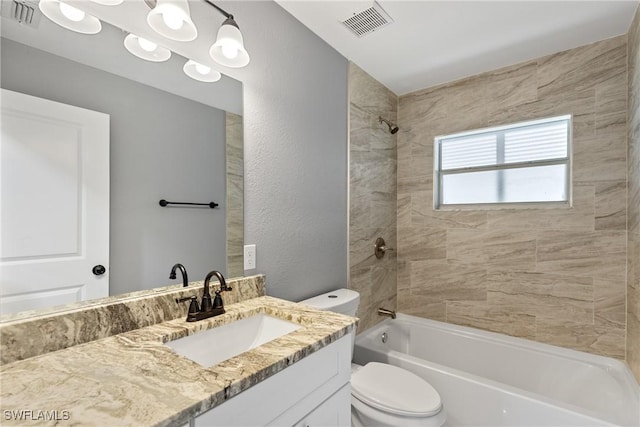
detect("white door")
[0,89,109,316]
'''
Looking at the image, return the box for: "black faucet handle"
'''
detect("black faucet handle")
[176,296,200,315]
[213,290,224,309]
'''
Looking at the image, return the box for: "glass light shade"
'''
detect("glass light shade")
[39,0,101,34]
[183,60,221,83]
[147,0,197,42]
[209,20,250,68]
[59,2,85,21]
[88,0,124,5]
[124,34,171,62]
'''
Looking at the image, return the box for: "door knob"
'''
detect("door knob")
[92,265,106,276]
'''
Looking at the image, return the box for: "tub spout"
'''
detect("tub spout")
[378,307,396,319]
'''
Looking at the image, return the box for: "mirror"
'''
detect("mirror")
[0,3,243,320]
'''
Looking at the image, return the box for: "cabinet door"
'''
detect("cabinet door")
[294,384,351,427]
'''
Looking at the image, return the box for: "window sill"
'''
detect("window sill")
[434,201,571,211]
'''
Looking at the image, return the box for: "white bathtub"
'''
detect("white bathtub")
[353,314,640,426]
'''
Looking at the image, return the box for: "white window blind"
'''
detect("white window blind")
[435,115,571,208]
[441,134,497,170]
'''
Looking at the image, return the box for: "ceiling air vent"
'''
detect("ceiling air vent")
[340,1,393,38]
[1,0,42,28]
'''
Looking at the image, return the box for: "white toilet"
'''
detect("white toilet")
[300,289,446,427]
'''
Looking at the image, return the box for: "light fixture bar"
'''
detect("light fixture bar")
[203,0,232,19]
[146,0,233,19]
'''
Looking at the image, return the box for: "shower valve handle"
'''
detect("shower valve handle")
[374,237,394,259]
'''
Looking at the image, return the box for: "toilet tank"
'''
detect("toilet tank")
[299,288,360,316]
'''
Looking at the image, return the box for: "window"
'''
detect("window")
[434,115,571,209]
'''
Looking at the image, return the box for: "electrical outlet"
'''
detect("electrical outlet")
[244,244,256,270]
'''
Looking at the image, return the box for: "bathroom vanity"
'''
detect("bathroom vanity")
[193,333,352,427]
[0,276,357,426]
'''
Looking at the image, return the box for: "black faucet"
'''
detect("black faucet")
[204,270,232,292]
[176,270,230,322]
[169,263,188,287]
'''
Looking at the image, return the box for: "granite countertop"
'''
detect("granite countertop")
[0,296,357,427]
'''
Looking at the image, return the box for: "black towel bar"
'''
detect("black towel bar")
[159,199,218,209]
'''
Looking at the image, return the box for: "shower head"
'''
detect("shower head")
[379,116,399,134]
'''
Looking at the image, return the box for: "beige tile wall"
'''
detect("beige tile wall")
[397,36,628,359]
[627,9,640,381]
[349,63,398,332]
[226,112,244,278]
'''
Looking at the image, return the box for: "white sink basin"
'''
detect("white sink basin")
[165,314,301,367]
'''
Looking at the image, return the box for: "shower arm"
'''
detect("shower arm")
[378,116,399,134]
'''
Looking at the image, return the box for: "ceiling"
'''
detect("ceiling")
[276,0,640,95]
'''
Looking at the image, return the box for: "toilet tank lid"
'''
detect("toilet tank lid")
[299,288,359,310]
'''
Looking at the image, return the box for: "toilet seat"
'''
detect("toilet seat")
[351,362,442,417]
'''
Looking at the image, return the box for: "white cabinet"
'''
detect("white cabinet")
[194,333,352,427]
[293,384,351,427]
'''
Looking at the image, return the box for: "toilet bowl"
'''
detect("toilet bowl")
[300,289,445,427]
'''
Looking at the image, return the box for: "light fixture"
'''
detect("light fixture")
[209,17,250,68]
[147,0,197,42]
[205,2,250,68]
[88,0,124,5]
[183,59,221,82]
[42,0,250,85]
[124,34,171,62]
[39,0,102,34]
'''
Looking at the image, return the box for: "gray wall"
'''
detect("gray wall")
[1,39,227,295]
[222,1,349,301]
